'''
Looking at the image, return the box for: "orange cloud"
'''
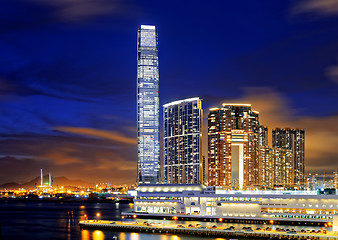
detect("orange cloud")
[54,126,137,145]
[293,0,338,16]
[206,88,338,173]
[38,146,83,166]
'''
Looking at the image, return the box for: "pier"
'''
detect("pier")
[79,220,338,239]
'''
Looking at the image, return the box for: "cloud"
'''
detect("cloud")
[54,126,136,145]
[206,88,338,173]
[326,65,338,83]
[0,133,137,185]
[293,0,338,16]
[28,0,128,22]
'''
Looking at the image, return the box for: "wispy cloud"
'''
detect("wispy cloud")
[293,0,338,16]
[28,0,131,22]
[0,133,137,184]
[326,65,338,83]
[54,126,137,145]
[207,88,338,173]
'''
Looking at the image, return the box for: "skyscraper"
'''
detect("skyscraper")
[163,98,203,184]
[272,128,305,187]
[208,104,259,189]
[137,25,160,184]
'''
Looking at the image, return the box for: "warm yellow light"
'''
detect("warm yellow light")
[132,215,137,219]
[328,222,333,227]
[173,216,178,220]
[163,218,166,221]
[222,103,251,107]
[218,218,223,222]
[121,216,125,219]
[269,220,274,224]
[96,213,100,217]
[84,214,87,217]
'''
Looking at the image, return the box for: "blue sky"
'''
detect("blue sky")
[0,0,338,184]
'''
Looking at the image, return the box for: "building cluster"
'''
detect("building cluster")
[137,25,306,190]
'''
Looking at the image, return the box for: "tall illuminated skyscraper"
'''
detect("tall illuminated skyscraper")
[272,128,305,187]
[163,98,203,184]
[208,104,259,189]
[137,25,160,184]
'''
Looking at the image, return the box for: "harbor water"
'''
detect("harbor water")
[0,200,328,240]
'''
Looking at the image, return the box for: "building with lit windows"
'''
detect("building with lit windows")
[272,128,305,187]
[307,173,338,190]
[131,184,338,224]
[163,98,202,184]
[208,104,259,189]
[258,126,268,147]
[259,146,294,189]
[259,146,273,189]
[137,25,160,184]
[272,147,294,187]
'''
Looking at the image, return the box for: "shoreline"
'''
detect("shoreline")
[0,198,133,203]
[79,221,338,239]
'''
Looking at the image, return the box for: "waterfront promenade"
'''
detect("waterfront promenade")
[79,220,338,239]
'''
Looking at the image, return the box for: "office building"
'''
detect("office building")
[208,104,259,189]
[137,25,160,184]
[272,128,305,187]
[163,98,203,184]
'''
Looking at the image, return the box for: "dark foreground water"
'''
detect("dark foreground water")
[0,200,327,240]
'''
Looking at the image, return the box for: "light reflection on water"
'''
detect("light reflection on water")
[81,230,246,240]
[93,230,104,240]
[130,232,139,240]
[0,201,329,240]
[81,229,90,240]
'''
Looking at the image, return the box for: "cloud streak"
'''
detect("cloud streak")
[293,0,338,16]
[206,88,338,173]
[0,133,137,184]
[28,0,128,22]
[54,126,137,145]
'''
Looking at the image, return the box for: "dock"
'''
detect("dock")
[79,220,338,239]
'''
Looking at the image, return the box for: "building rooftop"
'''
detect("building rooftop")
[163,97,200,108]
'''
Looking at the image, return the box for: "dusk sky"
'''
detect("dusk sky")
[1,0,338,185]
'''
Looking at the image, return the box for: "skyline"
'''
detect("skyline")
[1,0,338,184]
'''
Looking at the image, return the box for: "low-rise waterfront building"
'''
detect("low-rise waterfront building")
[132,184,338,223]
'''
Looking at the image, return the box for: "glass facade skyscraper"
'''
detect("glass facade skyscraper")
[208,104,259,189]
[137,25,160,184]
[163,98,202,184]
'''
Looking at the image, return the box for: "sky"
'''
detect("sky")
[0,0,338,184]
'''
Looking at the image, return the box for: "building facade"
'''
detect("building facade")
[163,98,203,184]
[208,104,259,189]
[272,128,305,187]
[133,184,338,223]
[137,25,160,184]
